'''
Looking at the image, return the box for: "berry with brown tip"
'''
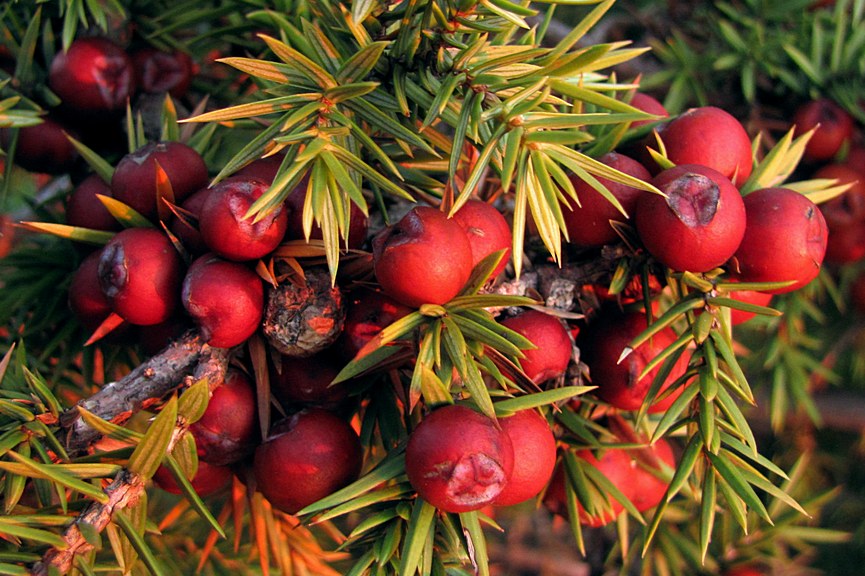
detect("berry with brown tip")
[635,164,746,273]
[405,404,514,513]
[48,37,135,115]
[98,228,183,326]
[372,206,474,307]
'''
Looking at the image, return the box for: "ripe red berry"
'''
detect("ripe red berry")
[577,309,688,412]
[48,37,135,115]
[131,48,195,98]
[500,310,572,385]
[635,164,746,273]
[190,369,258,466]
[181,253,264,348]
[66,174,122,232]
[405,404,514,513]
[372,206,474,307]
[69,250,113,331]
[111,141,209,220]
[629,92,669,128]
[733,187,829,293]
[816,164,865,264]
[658,106,753,186]
[452,199,513,279]
[337,288,412,360]
[152,459,233,497]
[98,228,184,326]
[1,118,78,174]
[198,177,288,261]
[726,289,773,325]
[270,349,352,411]
[253,408,363,514]
[794,98,854,162]
[492,410,557,507]
[562,152,651,248]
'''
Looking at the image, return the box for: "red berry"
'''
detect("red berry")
[372,206,474,307]
[1,118,78,174]
[199,177,288,261]
[492,410,557,507]
[337,288,412,360]
[132,48,195,98]
[726,289,773,325]
[48,37,135,115]
[794,98,854,162]
[69,250,113,331]
[270,349,352,411]
[452,199,513,278]
[500,310,572,385]
[816,164,865,264]
[98,228,184,326]
[562,152,651,248]
[181,253,264,348]
[253,409,362,514]
[635,164,746,273]
[153,459,232,497]
[629,92,669,128]
[66,174,121,232]
[658,106,753,186]
[405,405,514,513]
[734,187,829,293]
[190,369,258,466]
[111,141,209,220]
[577,309,688,412]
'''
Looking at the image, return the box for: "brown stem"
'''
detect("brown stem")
[31,470,145,576]
[63,330,229,455]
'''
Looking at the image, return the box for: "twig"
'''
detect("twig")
[62,330,229,454]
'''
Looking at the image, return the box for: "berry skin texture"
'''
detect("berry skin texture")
[562,152,651,248]
[69,250,113,331]
[657,106,753,186]
[635,164,746,273]
[337,288,412,360]
[1,118,79,174]
[405,405,514,513]
[111,141,209,220]
[253,408,362,515]
[816,164,865,264]
[451,199,513,279]
[500,310,572,385]
[270,349,352,411]
[628,92,669,128]
[199,177,288,261]
[190,369,258,466]
[97,228,183,326]
[181,253,264,348]
[492,410,557,507]
[66,174,122,232]
[577,309,687,412]
[794,98,854,162]
[131,48,195,98]
[733,187,829,294]
[372,206,474,308]
[48,37,135,115]
[153,459,233,497]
